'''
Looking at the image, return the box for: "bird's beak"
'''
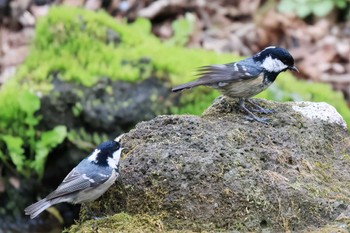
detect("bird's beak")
[114,134,124,143]
[289,66,299,72]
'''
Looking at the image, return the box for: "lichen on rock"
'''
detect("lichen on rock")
[70,96,350,232]
[292,102,347,129]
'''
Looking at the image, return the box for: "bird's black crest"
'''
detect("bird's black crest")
[254,46,295,67]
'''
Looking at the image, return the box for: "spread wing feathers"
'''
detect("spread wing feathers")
[172,64,257,92]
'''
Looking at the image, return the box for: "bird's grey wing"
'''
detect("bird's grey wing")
[172,61,262,92]
[197,62,261,82]
[45,162,111,200]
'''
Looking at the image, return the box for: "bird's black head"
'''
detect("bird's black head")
[253,46,298,73]
[88,140,122,169]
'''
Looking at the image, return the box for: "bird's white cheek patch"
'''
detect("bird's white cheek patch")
[107,157,117,169]
[108,149,122,169]
[88,149,101,162]
[261,56,288,72]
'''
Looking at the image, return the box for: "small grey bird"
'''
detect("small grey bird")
[24,139,122,219]
[172,46,298,123]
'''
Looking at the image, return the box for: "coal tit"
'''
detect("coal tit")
[172,46,298,123]
[24,139,122,219]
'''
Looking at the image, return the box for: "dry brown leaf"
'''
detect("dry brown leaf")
[62,0,85,7]
[85,0,102,10]
[0,46,29,67]
[153,21,172,39]
[30,4,50,18]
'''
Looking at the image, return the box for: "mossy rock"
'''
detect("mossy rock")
[38,75,171,138]
[71,97,350,232]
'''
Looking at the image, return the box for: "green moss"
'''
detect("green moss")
[67,212,197,233]
[0,80,67,178]
[16,6,234,90]
[298,158,350,199]
[67,127,109,151]
[18,9,153,86]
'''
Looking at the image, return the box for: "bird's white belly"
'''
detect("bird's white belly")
[218,75,271,98]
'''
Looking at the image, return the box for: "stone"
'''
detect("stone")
[292,101,347,129]
[72,96,350,232]
[39,75,171,137]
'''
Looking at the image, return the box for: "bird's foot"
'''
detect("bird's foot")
[247,99,274,114]
[238,98,270,124]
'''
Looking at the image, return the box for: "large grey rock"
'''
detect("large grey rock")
[39,76,171,137]
[78,96,350,232]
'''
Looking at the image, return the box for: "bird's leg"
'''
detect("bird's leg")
[238,98,269,124]
[246,99,274,114]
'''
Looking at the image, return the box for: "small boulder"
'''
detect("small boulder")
[77,96,350,232]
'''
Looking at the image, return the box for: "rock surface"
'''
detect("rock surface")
[292,101,347,129]
[73,96,350,232]
[39,76,172,137]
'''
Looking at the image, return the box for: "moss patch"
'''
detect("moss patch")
[67,212,197,233]
[15,6,236,89]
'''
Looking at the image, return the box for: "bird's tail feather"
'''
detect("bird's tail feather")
[171,80,202,92]
[24,198,51,219]
[171,65,230,92]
